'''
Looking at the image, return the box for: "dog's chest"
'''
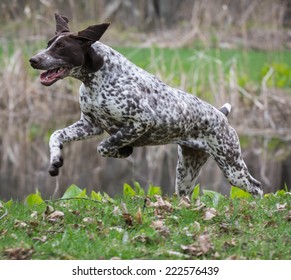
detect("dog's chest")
[79,82,127,131]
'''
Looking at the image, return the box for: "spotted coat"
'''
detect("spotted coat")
[29,14,263,198]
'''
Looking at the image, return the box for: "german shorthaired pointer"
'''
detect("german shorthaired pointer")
[29,13,263,198]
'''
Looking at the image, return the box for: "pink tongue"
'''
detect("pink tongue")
[40,69,58,82]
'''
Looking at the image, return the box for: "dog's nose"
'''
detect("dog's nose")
[29,56,39,66]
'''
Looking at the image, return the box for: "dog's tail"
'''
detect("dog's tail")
[219,103,231,117]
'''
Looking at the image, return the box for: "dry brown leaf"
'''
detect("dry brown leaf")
[120,202,129,214]
[181,244,202,256]
[151,220,170,237]
[198,233,212,253]
[167,250,189,258]
[178,196,191,208]
[30,211,38,219]
[151,220,164,229]
[132,234,151,244]
[4,247,34,260]
[150,195,173,211]
[194,198,206,211]
[223,238,237,248]
[276,203,287,211]
[122,213,133,227]
[193,221,201,232]
[82,217,93,224]
[46,210,64,223]
[14,220,28,228]
[112,206,121,216]
[45,205,54,215]
[0,229,8,236]
[135,207,143,225]
[155,195,166,207]
[32,235,47,243]
[181,233,213,256]
[203,208,217,220]
[71,210,80,216]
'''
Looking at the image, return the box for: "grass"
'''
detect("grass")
[115,47,291,87]
[0,185,290,260]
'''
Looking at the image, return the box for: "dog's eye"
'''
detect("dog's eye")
[55,42,65,48]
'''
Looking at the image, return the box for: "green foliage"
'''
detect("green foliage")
[202,190,224,207]
[123,182,161,198]
[230,186,252,199]
[25,190,44,207]
[90,190,102,201]
[147,184,162,196]
[123,183,136,198]
[61,184,84,199]
[261,63,291,88]
[133,181,145,196]
[191,184,200,200]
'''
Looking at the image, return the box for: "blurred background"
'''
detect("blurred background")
[0,0,291,200]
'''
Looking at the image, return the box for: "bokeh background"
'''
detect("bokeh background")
[0,0,291,199]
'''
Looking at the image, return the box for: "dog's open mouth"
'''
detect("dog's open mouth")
[40,67,68,86]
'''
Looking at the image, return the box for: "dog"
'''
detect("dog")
[29,13,263,198]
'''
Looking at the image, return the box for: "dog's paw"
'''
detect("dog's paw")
[97,143,133,158]
[48,164,59,176]
[49,150,63,176]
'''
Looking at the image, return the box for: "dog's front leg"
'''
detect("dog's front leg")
[49,116,103,176]
[97,120,154,158]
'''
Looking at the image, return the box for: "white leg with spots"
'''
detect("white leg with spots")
[175,145,209,197]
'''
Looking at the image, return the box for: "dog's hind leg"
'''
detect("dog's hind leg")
[175,145,209,197]
[208,125,263,198]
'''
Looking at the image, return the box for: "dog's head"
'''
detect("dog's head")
[29,13,110,86]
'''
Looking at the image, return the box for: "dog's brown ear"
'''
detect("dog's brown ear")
[77,23,110,42]
[55,13,70,34]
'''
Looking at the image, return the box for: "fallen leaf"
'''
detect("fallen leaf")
[276,203,287,211]
[181,244,201,256]
[198,233,213,253]
[122,213,133,227]
[181,233,213,256]
[151,220,164,229]
[167,250,189,258]
[223,238,237,249]
[112,206,121,216]
[178,196,191,208]
[46,210,64,223]
[45,205,55,215]
[109,226,123,233]
[14,220,27,229]
[82,217,93,224]
[135,207,143,224]
[193,221,201,232]
[203,208,217,220]
[151,220,170,237]
[287,211,291,222]
[132,234,151,244]
[71,210,80,216]
[194,198,206,211]
[227,255,244,260]
[30,211,38,219]
[264,220,278,228]
[150,195,173,211]
[0,229,8,236]
[32,236,47,243]
[4,247,33,260]
[120,202,129,214]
